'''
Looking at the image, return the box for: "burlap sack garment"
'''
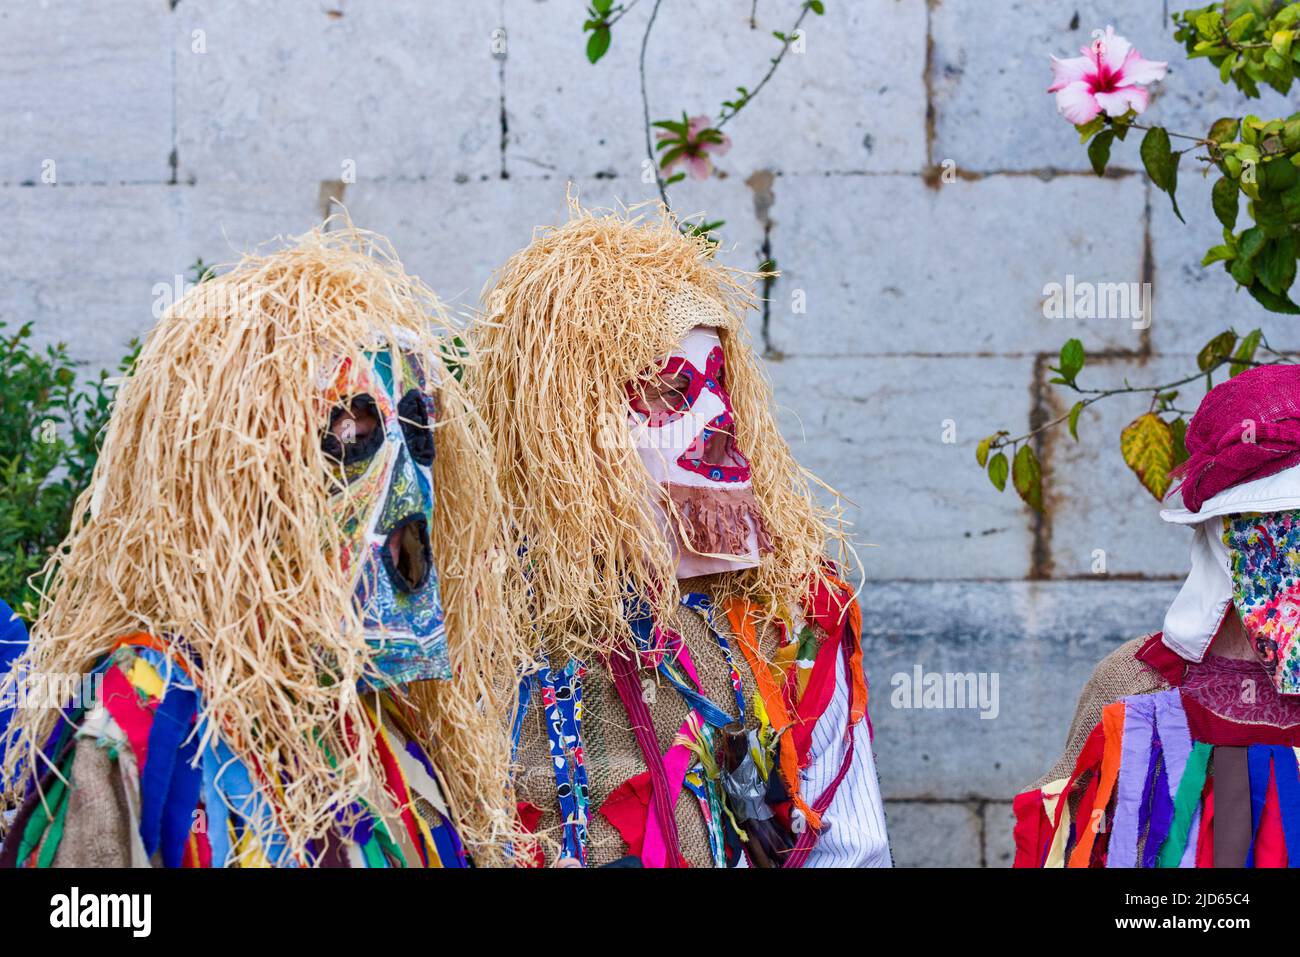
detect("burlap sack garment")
[1030,635,1171,792]
[514,584,781,867]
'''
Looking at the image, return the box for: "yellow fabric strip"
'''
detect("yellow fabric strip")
[126,657,164,701]
[1039,777,1070,869]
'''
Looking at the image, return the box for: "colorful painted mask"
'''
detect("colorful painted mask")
[628,325,772,578]
[1223,509,1300,695]
[321,346,447,687]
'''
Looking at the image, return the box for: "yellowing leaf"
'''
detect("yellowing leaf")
[1120,413,1175,501]
[1012,445,1043,513]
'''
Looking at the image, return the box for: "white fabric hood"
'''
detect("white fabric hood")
[1159,461,1300,661]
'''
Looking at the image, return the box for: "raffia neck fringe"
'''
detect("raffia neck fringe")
[665,482,774,557]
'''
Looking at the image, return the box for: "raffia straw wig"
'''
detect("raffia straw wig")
[0,221,527,865]
[473,197,852,657]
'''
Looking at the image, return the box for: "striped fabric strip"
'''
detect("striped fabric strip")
[797,635,891,867]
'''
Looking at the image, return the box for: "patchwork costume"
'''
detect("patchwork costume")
[1015,366,1300,868]
[476,201,890,867]
[0,227,521,868]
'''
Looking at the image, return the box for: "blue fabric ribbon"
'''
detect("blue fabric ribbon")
[138,683,198,860]
[1268,745,1300,868]
[1246,744,1271,868]
[0,599,28,764]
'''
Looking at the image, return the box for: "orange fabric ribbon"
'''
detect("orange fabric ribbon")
[725,598,822,832]
[1067,700,1126,868]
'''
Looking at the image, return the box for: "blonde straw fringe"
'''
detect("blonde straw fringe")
[0,220,530,866]
[472,194,858,661]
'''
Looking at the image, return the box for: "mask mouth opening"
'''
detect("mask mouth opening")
[383,515,432,593]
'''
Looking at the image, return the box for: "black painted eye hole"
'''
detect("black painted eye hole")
[322,394,385,467]
[397,389,435,467]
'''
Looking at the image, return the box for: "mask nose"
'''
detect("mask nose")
[383,515,431,593]
[701,427,735,466]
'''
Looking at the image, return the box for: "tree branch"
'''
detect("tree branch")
[639,0,671,208]
[606,0,641,28]
[717,1,815,129]
[989,354,1296,451]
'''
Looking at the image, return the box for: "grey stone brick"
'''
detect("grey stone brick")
[767,172,1148,357]
[1150,171,1300,355]
[174,1,502,185]
[767,354,1037,580]
[1043,353,1203,579]
[884,800,981,867]
[931,0,1163,173]
[863,579,1179,800]
[982,801,1017,867]
[504,0,926,179]
[0,1,172,184]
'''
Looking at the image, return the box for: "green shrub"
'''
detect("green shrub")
[0,321,137,620]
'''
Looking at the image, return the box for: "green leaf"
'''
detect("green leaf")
[1075,116,1106,143]
[592,0,613,13]
[1011,445,1043,512]
[1212,176,1240,229]
[1247,282,1300,313]
[1256,234,1297,295]
[1238,226,1268,262]
[1120,412,1175,501]
[1197,330,1238,371]
[1140,127,1175,188]
[1140,127,1185,222]
[1263,156,1299,192]
[657,144,688,168]
[1226,12,1255,43]
[1229,328,1263,377]
[987,452,1008,492]
[1068,401,1084,441]
[1055,338,1085,383]
[1208,117,1241,144]
[808,0,825,13]
[975,436,991,468]
[1202,244,1236,266]
[586,25,611,63]
[1087,130,1115,177]
[1171,417,1189,469]
[651,118,689,134]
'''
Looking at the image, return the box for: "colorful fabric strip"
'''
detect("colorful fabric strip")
[138,683,197,862]
[608,646,685,868]
[1109,695,1155,868]
[534,659,589,864]
[1156,741,1212,868]
[1069,701,1126,868]
[1271,746,1300,867]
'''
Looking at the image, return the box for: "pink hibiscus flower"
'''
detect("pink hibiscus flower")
[658,115,731,181]
[1048,25,1167,125]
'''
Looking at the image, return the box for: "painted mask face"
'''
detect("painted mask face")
[321,346,447,688]
[628,324,772,578]
[1224,509,1300,695]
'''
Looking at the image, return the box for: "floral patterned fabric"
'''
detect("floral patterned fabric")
[1224,510,1300,695]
